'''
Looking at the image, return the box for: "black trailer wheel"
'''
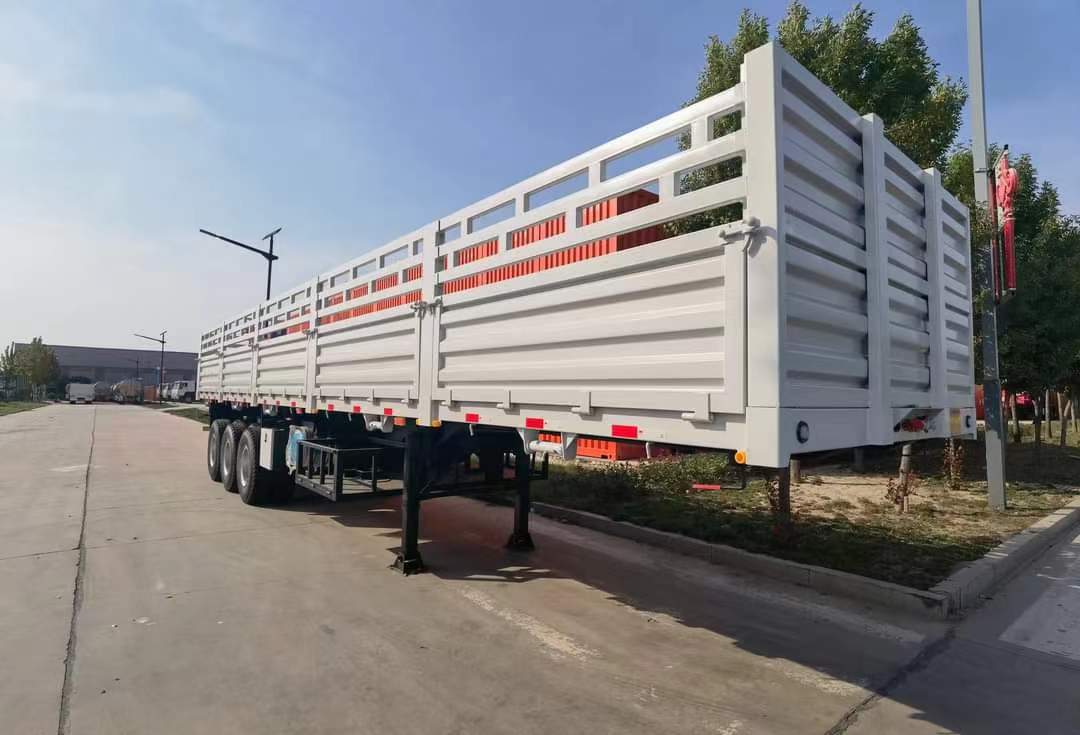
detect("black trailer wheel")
[207,419,229,482]
[236,425,293,506]
[220,420,246,493]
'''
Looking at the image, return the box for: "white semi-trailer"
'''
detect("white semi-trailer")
[197,44,976,573]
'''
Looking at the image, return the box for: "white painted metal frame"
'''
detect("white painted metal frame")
[196,43,976,467]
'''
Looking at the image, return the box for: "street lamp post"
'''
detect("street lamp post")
[134,331,167,403]
[199,227,282,301]
[125,356,141,403]
[966,0,1007,510]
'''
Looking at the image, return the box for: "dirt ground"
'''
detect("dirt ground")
[534,434,1080,589]
[791,458,1076,552]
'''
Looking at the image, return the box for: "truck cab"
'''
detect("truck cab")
[178,380,197,402]
[66,383,95,404]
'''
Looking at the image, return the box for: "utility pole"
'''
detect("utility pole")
[134,331,167,403]
[125,356,141,403]
[967,0,1007,510]
[199,227,282,301]
[262,228,280,302]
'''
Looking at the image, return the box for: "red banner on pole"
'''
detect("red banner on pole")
[995,148,1019,296]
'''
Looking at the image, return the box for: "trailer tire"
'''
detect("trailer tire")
[220,420,246,493]
[236,425,292,506]
[207,419,229,482]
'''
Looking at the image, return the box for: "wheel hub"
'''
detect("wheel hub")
[239,445,250,487]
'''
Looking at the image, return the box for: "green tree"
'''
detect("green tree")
[944,148,1080,452]
[690,2,966,169]
[0,344,18,384]
[674,2,967,235]
[1002,217,1080,454]
[14,338,61,397]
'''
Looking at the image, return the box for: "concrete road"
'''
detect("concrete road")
[1,403,1064,734]
[845,525,1080,734]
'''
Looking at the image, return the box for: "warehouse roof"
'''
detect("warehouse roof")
[11,343,196,370]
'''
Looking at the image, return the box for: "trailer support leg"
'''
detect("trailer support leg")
[480,448,503,484]
[777,466,792,525]
[393,429,428,575]
[772,465,794,545]
[853,446,865,474]
[506,449,535,551]
[898,442,913,485]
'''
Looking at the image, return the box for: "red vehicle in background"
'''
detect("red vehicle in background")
[975,386,1033,421]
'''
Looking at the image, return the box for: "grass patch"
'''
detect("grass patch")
[0,401,46,417]
[530,443,1079,591]
[165,408,210,425]
[1007,418,1080,448]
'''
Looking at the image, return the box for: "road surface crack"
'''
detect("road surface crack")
[57,407,96,735]
[823,628,956,735]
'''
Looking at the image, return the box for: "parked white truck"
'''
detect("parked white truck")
[66,383,95,404]
[165,381,197,402]
[178,380,196,402]
[197,44,976,573]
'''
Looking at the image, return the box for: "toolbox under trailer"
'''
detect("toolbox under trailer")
[197,44,976,573]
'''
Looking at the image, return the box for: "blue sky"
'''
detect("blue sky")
[2,0,1076,352]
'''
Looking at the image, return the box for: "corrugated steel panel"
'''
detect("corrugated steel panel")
[196,43,974,466]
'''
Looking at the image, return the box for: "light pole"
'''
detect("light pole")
[134,331,167,403]
[967,0,1007,510]
[199,227,282,301]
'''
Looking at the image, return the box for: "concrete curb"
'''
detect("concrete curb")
[531,496,1080,619]
[531,502,950,618]
[930,494,1080,614]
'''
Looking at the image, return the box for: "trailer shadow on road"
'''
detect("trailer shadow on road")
[285,492,565,585]
[277,490,930,715]
[273,485,1080,734]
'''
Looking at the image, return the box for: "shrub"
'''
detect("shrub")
[942,439,965,492]
[886,471,919,513]
[637,452,730,495]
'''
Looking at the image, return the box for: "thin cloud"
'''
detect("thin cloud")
[176,0,335,78]
[63,86,210,122]
[0,62,209,124]
[179,0,300,61]
[0,63,40,104]
[182,0,272,55]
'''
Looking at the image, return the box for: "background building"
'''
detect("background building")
[9,343,197,386]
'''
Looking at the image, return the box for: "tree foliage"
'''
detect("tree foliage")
[943,148,1080,402]
[690,2,966,169]
[1001,216,1080,396]
[0,345,18,382]
[3,338,60,394]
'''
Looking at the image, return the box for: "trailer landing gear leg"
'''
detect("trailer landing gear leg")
[393,429,428,575]
[506,449,535,551]
[773,465,794,546]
